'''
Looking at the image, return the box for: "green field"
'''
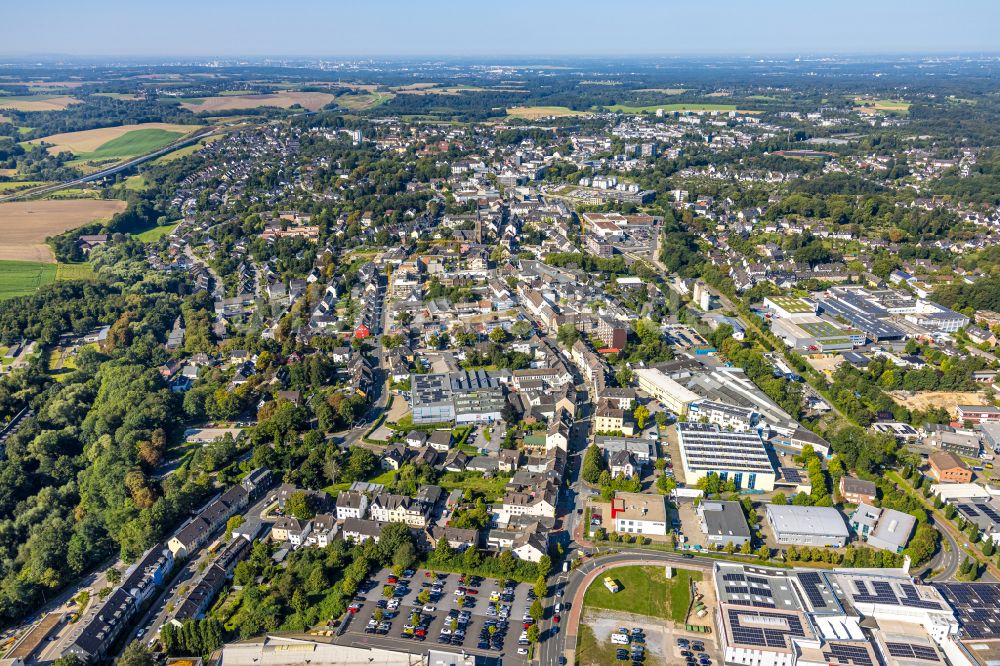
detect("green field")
[854,98,910,114]
[605,103,740,113]
[583,565,700,622]
[0,180,49,192]
[336,92,394,111]
[0,260,57,299]
[56,262,96,281]
[77,128,185,160]
[0,261,102,300]
[134,223,178,242]
[505,105,589,119]
[122,174,148,191]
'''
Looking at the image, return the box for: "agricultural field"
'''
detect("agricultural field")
[0,94,81,111]
[505,105,590,119]
[30,123,198,157]
[632,88,687,95]
[179,91,335,112]
[0,199,126,262]
[0,260,57,299]
[854,97,910,114]
[336,91,395,111]
[605,102,742,113]
[93,92,143,101]
[0,180,49,193]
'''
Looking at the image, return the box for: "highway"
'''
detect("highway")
[0,127,216,203]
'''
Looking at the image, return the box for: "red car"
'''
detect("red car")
[388,576,398,584]
[466,588,479,595]
[553,614,560,623]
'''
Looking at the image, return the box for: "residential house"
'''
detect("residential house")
[928,451,973,484]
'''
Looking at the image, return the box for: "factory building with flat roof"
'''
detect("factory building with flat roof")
[677,422,776,491]
[634,367,701,415]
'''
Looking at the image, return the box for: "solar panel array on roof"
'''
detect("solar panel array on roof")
[824,643,876,666]
[934,583,1000,639]
[850,578,943,610]
[677,423,774,475]
[780,467,803,483]
[885,642,940,662]
[727,609,804,649]
[797,572,829,609]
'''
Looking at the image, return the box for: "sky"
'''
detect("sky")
[5,0,999,58]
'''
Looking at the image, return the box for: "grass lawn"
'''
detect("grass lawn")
[134,223,178,242]
[0,260,57,299]
[438,471,511,501]
[123,174,148,191]
[583,565,700,623]
[76,128,185,160]
[56,262,95,281]
[606,103,740,113]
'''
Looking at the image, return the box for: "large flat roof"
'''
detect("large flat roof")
[634,368,701,403]
[678,422,774,475]
[766,505,848,538]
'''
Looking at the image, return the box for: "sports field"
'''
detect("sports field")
[0,199,126,262]
[30,123,198,157]
[180,91,335,112]
[0,95,81,111]
[506,106,590,119]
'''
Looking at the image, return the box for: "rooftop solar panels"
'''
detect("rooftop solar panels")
[797,572,829,609]
[885,642,940,662]
[958,503,981,518]
[896,583,944,610]
[780,467,803,484]
[723,573,747,582]
[851,578,899,605]
[727,609,805,649]
[980,504,1000,523]
[824,643,876,666]
[934,583,1000,639]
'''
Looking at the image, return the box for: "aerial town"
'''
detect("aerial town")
[1,6,1000,666]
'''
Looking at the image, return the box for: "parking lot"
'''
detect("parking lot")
[337,567,535,666]
[580,608,720,666]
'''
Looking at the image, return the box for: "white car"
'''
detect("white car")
[517,648,528,655]
[423,605,436,613]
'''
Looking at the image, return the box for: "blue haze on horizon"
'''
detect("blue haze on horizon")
[5,0,999,58]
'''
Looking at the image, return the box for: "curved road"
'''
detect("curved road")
[540,551,714,666]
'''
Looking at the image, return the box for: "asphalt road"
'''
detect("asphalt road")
[130,492,279,651]
[0,128,216,203]
[543,551,715,666]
